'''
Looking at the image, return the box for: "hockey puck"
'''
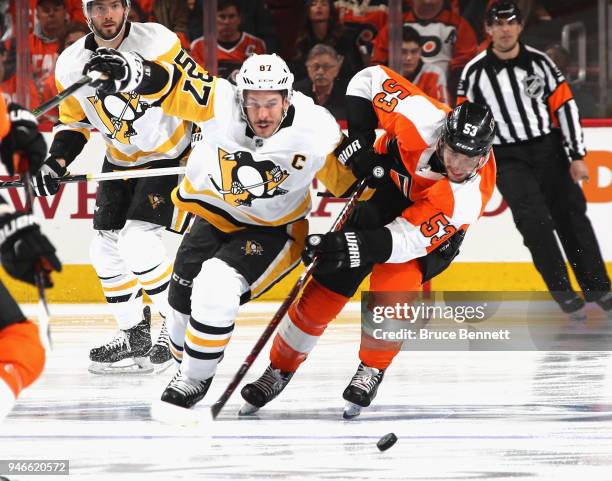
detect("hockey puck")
[377,432,398,451]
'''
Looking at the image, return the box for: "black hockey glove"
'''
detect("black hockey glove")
[418,229,465,283]
[32,156,68,197]
[302,228,393,274]
[0,103,47,176]
[0,212,62,287]
[83,47,145,94]
[334,135,389,187]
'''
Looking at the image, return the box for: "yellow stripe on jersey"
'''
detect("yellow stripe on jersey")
[175,176,313,229]
[56,79,90,131]
[316,151,358,197]
[250,220,308,298]
[172,185,246,233]
[108,122,189,163]
[102,279,139,292]
[141,42,218,124]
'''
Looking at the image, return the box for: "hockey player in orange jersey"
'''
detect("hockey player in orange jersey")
[241,65,497,418]
[0,93,62,420]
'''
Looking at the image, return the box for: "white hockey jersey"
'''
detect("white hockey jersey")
[172,80,355,232]
[53,22,193,168]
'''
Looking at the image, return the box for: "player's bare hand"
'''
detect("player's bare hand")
[570,160,589,183]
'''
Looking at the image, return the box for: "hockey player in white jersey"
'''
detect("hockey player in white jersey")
[32,0,197,374]
[83,51,355,409]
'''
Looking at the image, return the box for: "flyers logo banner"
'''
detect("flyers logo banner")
[87,92,150,144]
[210,148,289,207]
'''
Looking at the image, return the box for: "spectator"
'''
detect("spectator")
[64,0,86,23]
[190,0,266,81]
[545,43,598,118]
[40,21,88,124]
[187,0,280,53]
[294,0,361,82]
[187,0,203,42]
[294,43,348,120]
[0,43,39,108]
[401,25,449,104]
[371,0,478,102]
[128,1,148,23]
[150,0,191,49]
[335,0,388,64]
[26,0,68,102]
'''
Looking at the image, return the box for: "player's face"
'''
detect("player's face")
[441,143,484,183]
[309,0,331,22]
[217,6,241,40]
[413,0,444,20]
[243,91,290,138]
[401,41,421,76]
[487,18,523,53]
[306,53,341,88]
[89,0,127,41]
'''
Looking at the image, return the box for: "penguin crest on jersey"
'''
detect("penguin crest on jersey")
[211,148,289,207]
[87,92,150,143]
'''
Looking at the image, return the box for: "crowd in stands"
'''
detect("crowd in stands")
[0,0,601,126]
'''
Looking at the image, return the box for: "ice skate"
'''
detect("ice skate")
[88,307,153,374]
[342,362,385,419]
[239,364,294,415]
[596,292,612,320]
[149,315,173,373]
[160,370,212,409]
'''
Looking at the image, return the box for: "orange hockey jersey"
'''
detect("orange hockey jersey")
[410,60,449,105]
[347,65,495,262]
[190,33,266,79]
[371,5,478,77]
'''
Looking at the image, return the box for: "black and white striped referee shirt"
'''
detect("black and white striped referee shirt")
[457,43,586,160]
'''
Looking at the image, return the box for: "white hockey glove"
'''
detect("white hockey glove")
[33,156,68,197]
[83,47,145,94]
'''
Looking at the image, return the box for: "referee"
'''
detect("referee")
[456,0,611,320]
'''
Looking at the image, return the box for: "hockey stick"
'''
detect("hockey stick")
[31,71,105,118]
[10,71,105,348]
[210,176,372,419]
[0,166,186,189]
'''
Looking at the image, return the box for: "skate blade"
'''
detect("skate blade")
[343,401,363,420]
[150,400,214,428]
[88,357,154,375]
[151,358,174,374]
[238,401,260,416]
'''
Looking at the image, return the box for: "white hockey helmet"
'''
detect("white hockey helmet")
[82,0,131,41]
[235,53,294,110]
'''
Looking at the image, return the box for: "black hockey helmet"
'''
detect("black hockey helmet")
[443,102,495,158]
[486,1,523,25]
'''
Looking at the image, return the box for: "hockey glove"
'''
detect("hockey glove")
[0,103,47,176]
[334,135,389,187]
[302,228,392,274]
[83,47,145,94]
[0,212,62,287]
[418,229,465,283]
[33,156,68,197]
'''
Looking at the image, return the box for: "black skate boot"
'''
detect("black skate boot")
[595,292,612,320]
[560,296,587,323]
[149,315,172,373]
[88,306,153,374]
[342,362,385,419]
[239,364,294,415]
[160,370,213,409]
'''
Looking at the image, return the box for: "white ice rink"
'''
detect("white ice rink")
[2,303,612,480]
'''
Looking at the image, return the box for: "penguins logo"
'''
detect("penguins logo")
[242,240,264,256]
[210,148,289,207]
[87,92,150,144]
